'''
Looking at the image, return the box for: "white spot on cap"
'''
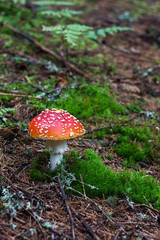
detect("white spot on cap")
[48,121,53,124]
[70,132,74,137]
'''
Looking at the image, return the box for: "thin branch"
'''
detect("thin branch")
[0,92,42,99]
[70,205,101,240]
[58,177,75,240]
[104,160,139,171]
[1,21,87,77]
[85,112,159,135]
[134,203,160,214]
[68,187,126,231]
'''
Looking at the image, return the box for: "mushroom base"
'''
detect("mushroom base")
[45,140,68,170]
[49,153,63,170]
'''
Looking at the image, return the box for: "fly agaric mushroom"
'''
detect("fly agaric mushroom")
[29,108,85,170]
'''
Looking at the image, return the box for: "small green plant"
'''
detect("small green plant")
[35,0,131,51]
[68,150,160,208]
[86,26,132,40]
[41,9,83,18]
[118,11,137,22]
[33,1,75,6]
[42,24,92,47]
[128,104,141,112]
[0,108,15,126]
[107,63,118,76]
[33,0,93,53]
[153,75,160,83]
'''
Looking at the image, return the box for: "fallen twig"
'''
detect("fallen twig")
[1,22,87,77]
[58,176,75,240]
[104,160,139,171]
[26,79,70,95]
[135,203,160,214]
[85,112,157,135]
[117,221,160,227]
[0,92,42,99]
[68,187,126,232]
[69,205,101,240]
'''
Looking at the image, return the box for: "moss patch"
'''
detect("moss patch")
[30,84,126,120]
[30,153,55,182]
[68,150,160,208]
[112,126,153,164]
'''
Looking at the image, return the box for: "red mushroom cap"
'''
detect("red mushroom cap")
[29,108,85,140]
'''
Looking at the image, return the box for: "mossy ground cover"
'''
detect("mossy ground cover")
[29,149,160,208]
[29,152,56,181]
[109,126,154,164]
[1,73,159,165]
[30,84,126,118]
[68,150,160,209]
[1,0,160,238]
[29,83,159,165]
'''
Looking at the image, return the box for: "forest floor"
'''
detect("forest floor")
[0,0,160,239]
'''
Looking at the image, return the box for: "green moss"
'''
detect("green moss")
[70,53,107,66]
[0,204,5,211]
[153,75,160,83]
[30,153,56,182]
[115,141,153,164]
[128,104,141,112]
[30,84,126,120]
[3,82,35,95]
[68,150,160,208]
[29,82,159,164]
[52,85,126,119]
[113,126,153,164]
[0,95,14,103]
[107,63,118,76]
[114,126,151,141]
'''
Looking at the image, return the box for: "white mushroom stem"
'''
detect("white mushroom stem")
[45,140,68,170]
